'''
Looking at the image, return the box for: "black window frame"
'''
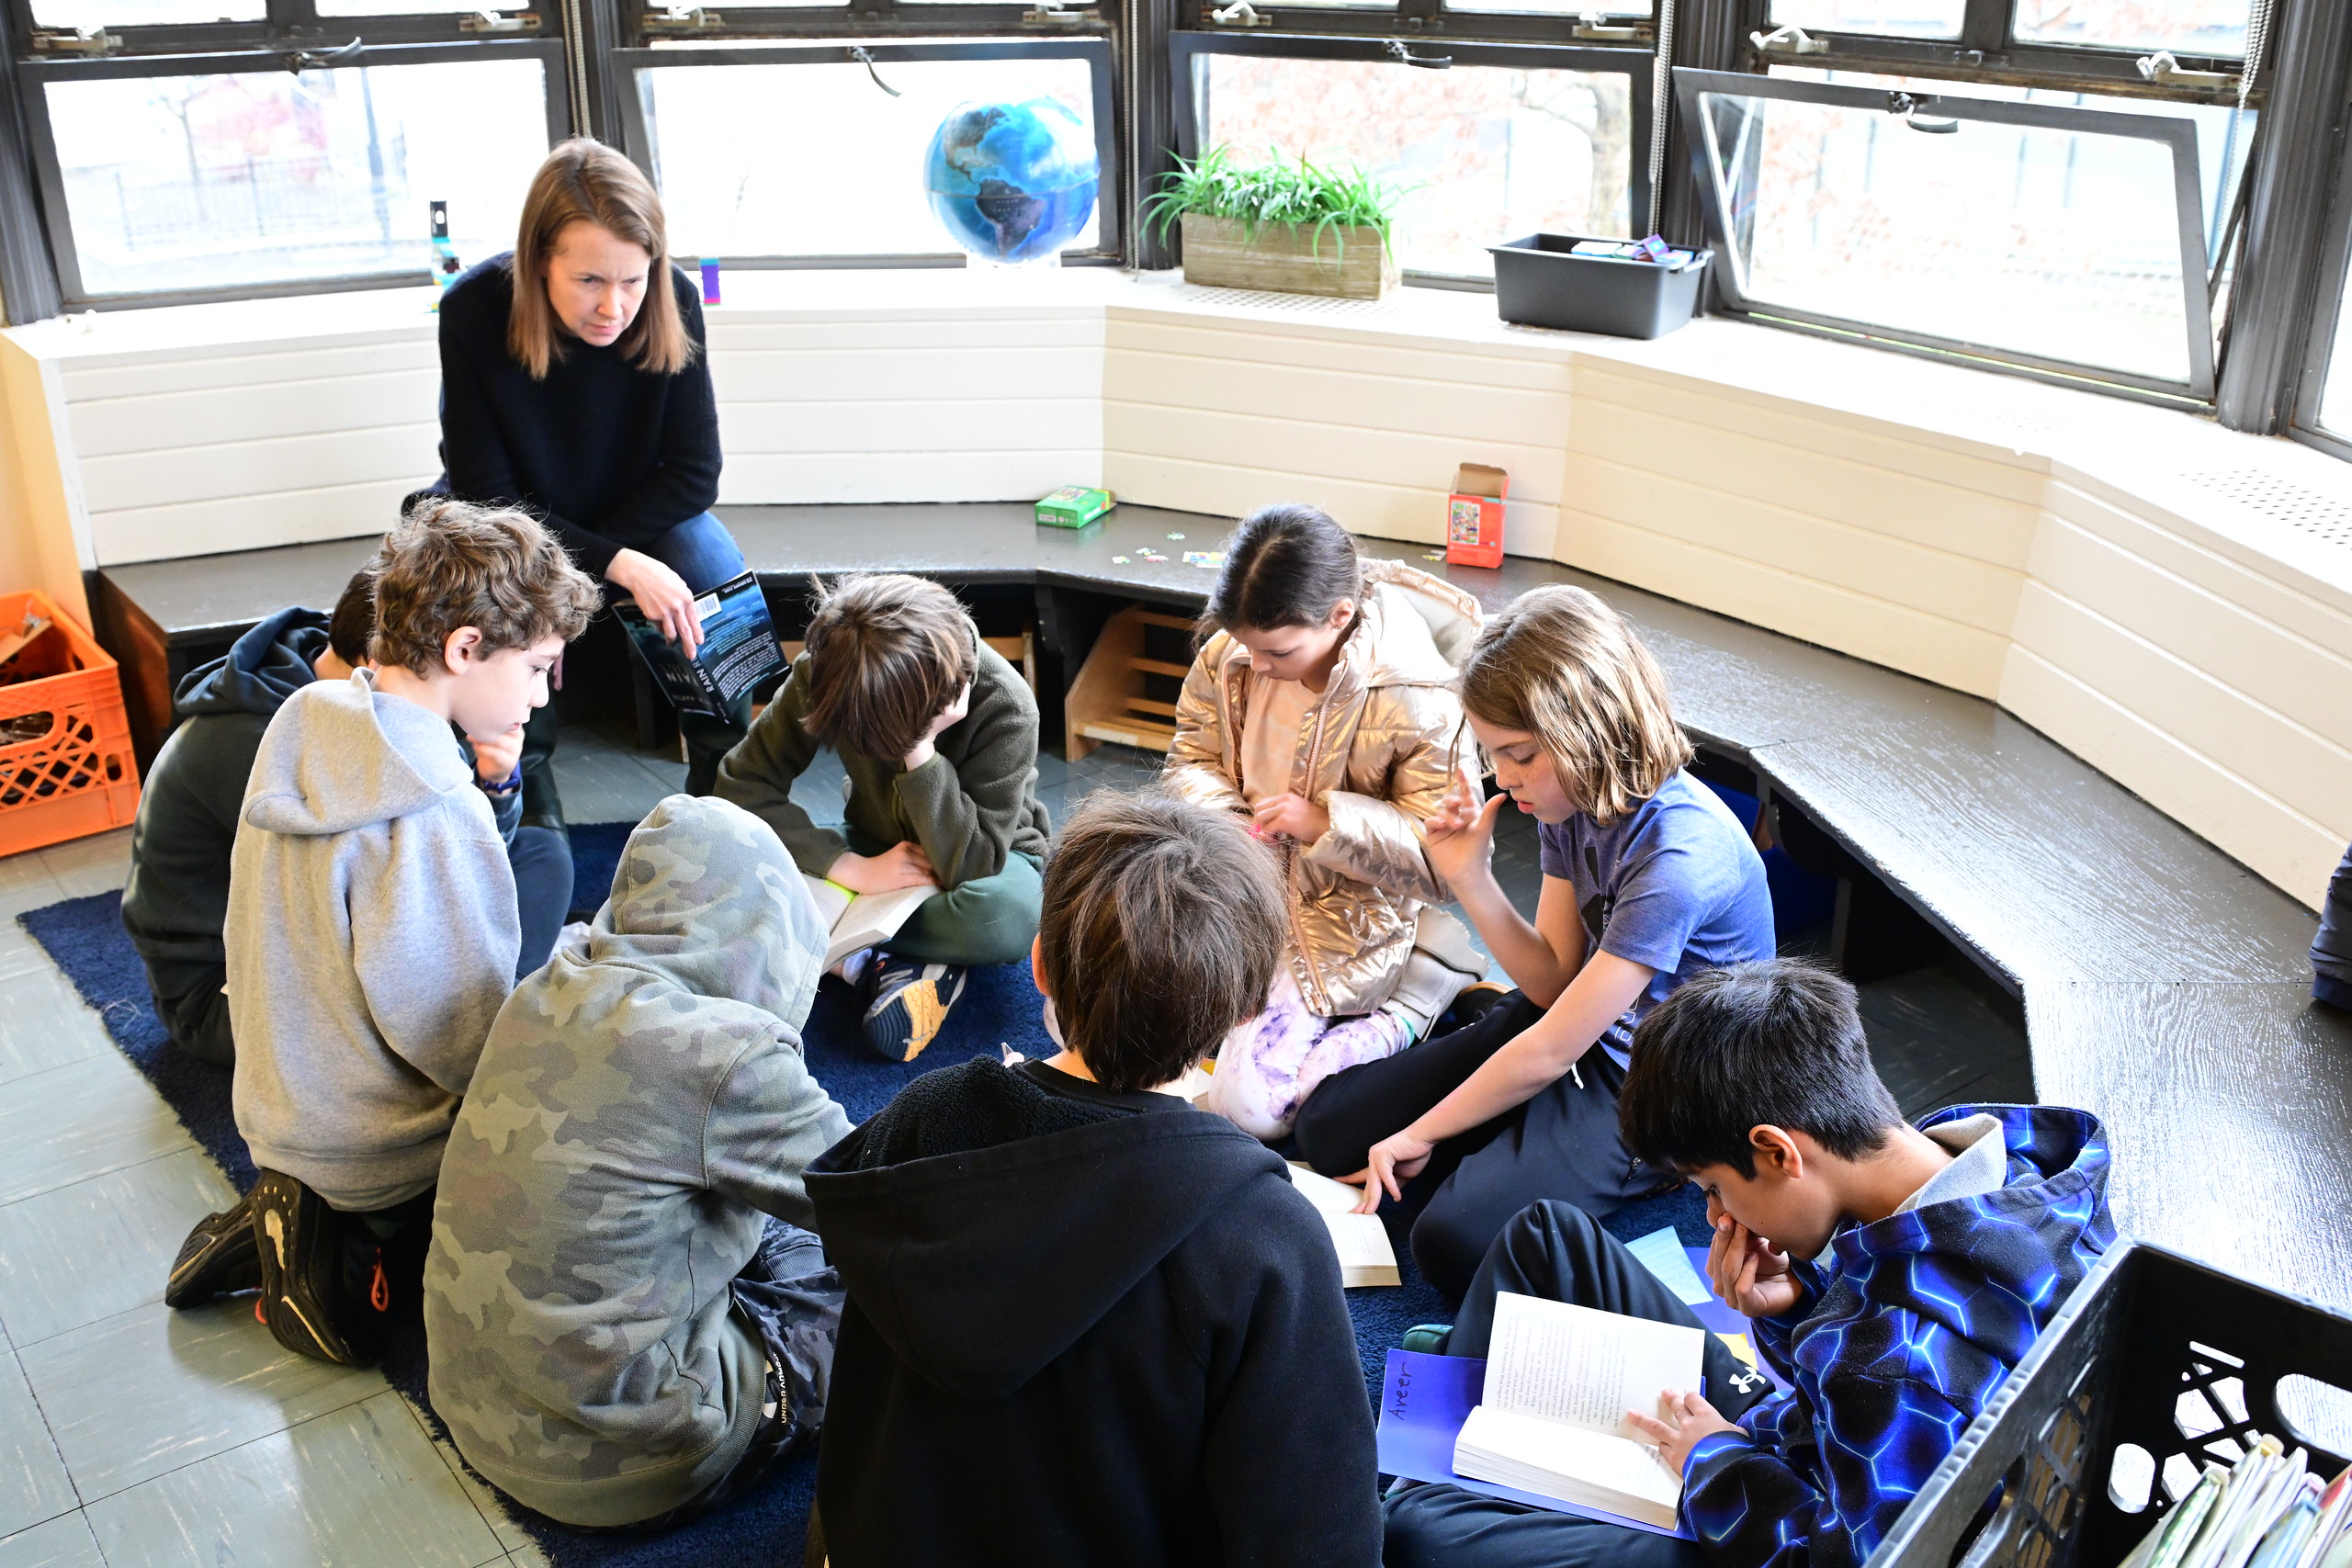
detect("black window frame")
[1166,28,1659,287]
[609,35,1123,268]
[1674,64,2220,404]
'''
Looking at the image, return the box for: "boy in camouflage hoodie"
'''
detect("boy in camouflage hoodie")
[423,795,853,1529]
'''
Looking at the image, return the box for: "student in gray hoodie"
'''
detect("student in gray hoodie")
[164,500,598,1367]
[124,571,575,1066]
[424,795,852,1529]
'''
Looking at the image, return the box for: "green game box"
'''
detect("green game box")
[1036,485,1116,528]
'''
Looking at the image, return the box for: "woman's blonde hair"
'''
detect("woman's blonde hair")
[1458,584,1690,825]
[507,138,693,380]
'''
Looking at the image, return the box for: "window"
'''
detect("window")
[30,53,556,298]
[616,40,1116,263]
[1171,36,1651,280]
[1679,69,2217,399]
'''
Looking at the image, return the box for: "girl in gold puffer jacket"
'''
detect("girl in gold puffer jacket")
[1166,504,1486,1140]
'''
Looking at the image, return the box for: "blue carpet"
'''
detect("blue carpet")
[17,817,1707,1567]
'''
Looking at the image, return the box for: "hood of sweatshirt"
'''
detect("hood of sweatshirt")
[175,606,329,721]
[1824,1103,2112,1348]
[241,669,474,837]
[806,1056,1294,1402]
[571,792,827,1029]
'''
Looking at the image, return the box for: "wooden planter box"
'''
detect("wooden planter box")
[1179,212,1399,299]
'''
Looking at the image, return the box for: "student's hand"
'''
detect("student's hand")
[829,841,937,895]
[903,682,973,773]
[606,549,703,658]
[468,727,524,788]
[1628,1390,1740,1476]
[1424,782,1504,897]
[1347,1128,1437,1213]
[1250,792,1329,844]
[1706,1213,1804,1320]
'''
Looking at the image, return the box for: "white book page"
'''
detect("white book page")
[1485,1292,1706,1441]
[1287,1164,1399,1284]
[800,874,852,929]
[1454,1406,1684,1526]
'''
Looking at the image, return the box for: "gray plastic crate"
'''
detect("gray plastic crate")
[1487,233,1711,338]
[1872,1240,2352,1568]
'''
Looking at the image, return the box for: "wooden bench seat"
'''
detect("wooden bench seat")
[94,501,2348,1313]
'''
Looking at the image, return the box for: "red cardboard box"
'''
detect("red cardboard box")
[1445,464,1508,569]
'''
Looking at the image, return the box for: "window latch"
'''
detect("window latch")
[28,26,115,53]
[642,6,725,32]
[1749,23,1828,56]
[284,37,364,71]
[1570,11,1650,40]
[458,8,539,29]
[1023,4,1101,23]
[1384,39,1451,68]
[1208,0,1272,26]
[2136,51,2239,90]
[1887,90,1959,133]
[848,45,902,96]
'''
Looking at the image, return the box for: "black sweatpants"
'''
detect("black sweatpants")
[1293,991,1673,1302]
[1382,1201,1775,1568]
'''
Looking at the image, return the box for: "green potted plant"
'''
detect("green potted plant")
[1144,147,1406,300]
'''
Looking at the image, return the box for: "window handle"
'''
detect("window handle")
[849,45,902,96]
[1384,39,1451,68]
[285,38,365,72]
[2136,51,2238,91]
[1887,90,1958,134]
[1749,23,1828,55]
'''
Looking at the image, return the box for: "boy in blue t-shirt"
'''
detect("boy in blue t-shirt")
[1384,960,2114,1568]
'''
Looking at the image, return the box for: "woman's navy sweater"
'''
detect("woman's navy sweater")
[435,254,720,578]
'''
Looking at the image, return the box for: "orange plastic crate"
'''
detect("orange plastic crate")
[0,591,141,856]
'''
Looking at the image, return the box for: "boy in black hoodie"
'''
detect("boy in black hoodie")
[122,568,574,1066]
[806,791,1382,1568]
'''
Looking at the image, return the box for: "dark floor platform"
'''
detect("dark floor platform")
[94,501,2349,1310]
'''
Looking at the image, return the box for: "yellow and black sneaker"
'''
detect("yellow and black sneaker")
[861,954,968,1063]
[164,1192,260,1310]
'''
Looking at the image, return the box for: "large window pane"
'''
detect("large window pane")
[1694,86,2201,385]
[1439,0,1652,16]
[29,0,261,26]
[1767,0,1965,40]
[1198,56,1633,277]
[43,59,549,297]
[639,55,1102,257]
[2012,0,2250,55]
[2317,264,2352,437]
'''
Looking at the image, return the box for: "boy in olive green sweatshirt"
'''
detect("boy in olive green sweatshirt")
[716,573,1048,1061]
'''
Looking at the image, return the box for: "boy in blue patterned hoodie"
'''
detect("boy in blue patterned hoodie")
[1383,959,2112,1568]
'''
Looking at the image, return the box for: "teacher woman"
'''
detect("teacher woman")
[432,137,748,818]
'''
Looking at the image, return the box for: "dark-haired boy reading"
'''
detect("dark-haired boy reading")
[1384,959,2114,1568]
[806,791,1380,1568]
[716,572,1048,1061]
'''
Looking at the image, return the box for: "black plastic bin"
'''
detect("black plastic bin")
[1873,1240,2352,1568]
[1487,233,1711,338]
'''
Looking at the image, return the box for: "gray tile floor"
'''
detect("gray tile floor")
[0,723,2026,1566]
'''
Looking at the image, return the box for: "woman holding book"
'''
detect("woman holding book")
[429,137,746,806]
[1293,584,1775,1302]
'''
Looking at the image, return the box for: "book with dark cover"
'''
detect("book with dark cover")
[616,570,783,719]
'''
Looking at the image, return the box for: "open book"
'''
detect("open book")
[800,875,935,971]
[1287,1163,1400,1288]
[1452,1293,1702,1529]
[616,570,786,720]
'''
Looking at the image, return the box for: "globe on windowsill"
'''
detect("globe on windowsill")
[924,97,1100,265]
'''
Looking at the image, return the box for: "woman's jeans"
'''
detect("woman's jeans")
[521,510,755,805]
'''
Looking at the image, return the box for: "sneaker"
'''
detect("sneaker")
[862,954,967,1063]
[164,1193,260,1309]
[249,1171,376,1367]
[1436,980,1511,1037]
